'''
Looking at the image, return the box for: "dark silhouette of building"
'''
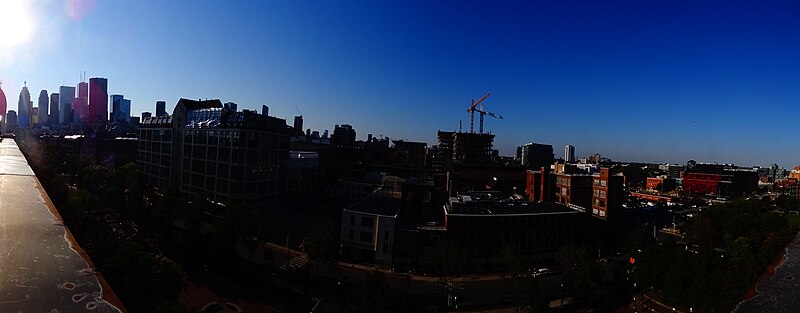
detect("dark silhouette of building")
[88,77,108,128]
[48,93,59,127]
[37,90,48,127]
[293,115,303,133]
[437,131,495,166]
[138,98,290,208]
[332,124,356,147]
[516,142,554,169]
[156,100,167,117]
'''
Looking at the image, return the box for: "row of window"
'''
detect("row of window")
[593,189,606,198]
[593,179,607,187]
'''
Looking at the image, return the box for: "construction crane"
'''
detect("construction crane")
[466,93,490,133]
[465,92,502,133]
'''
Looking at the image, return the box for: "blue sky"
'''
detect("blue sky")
[2,0,800,167]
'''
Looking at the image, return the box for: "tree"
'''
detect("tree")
[557,245,602,306]
[500,245,550,313]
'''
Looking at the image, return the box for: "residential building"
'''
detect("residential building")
[646,177,678,192]
[340,189,401,267]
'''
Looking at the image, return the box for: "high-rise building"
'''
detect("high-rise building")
[0,82,6,124]
[31,107,39,126]
[293,115,303,132]
[516,142,554,169]
[261,105,269,116]
[59,86,76,125]
[74,81,88,125]
[564,145,575,163]
[332,124,356,147]
[17,82,32,128]
[110,95,132,124]
[49,93,59,127]
[156,101,167,117]
[88,77,108,127]
[37,90,49,127]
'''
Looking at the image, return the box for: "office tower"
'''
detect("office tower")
[111,95,132,124]
[18,82,32,128]
[59,86,76,125]
[37,90,48,127]
[564,145,575,163]
[155,101,167,117]
[49,93,59,127]
[74,81,88,125]
[261,105,269,116]
[332,124,356,147]
[88,77,108,127]
[294,115,303,132]
[138,98,290,207]
[0,82,6,124]
[517,142,554,169]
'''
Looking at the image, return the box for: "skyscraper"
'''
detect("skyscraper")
[517,142,555,169]
[155,101,167,117]
[110,95,123,122]
[49,93,59,126]
[74,81,88,125]
[261,105,269,116]
[59,86,76,125]
[38,90,49,127]
[88,77,108,127]
[564,145,575,163]
[17,82,32,128]
[294,115,303,132]
[110,95,131,124]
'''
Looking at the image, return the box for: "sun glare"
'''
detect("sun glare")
[0,1,35,49]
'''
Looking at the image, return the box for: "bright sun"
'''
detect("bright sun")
[0,1,35,49]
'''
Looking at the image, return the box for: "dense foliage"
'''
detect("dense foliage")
[629,198,799,311]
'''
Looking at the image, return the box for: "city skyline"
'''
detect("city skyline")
[2,1,800,167]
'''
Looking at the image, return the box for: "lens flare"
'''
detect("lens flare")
[0,1,35,49]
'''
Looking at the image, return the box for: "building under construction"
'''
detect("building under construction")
[437,131,495,166]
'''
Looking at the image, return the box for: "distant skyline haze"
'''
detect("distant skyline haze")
[1,1,799,167]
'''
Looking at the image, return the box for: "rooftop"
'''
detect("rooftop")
[344,189,402,217]
[446,191,581,216]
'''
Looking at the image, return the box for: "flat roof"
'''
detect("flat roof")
[0,139,124,312]
[446,192,580,216]
[344,189,402,217]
